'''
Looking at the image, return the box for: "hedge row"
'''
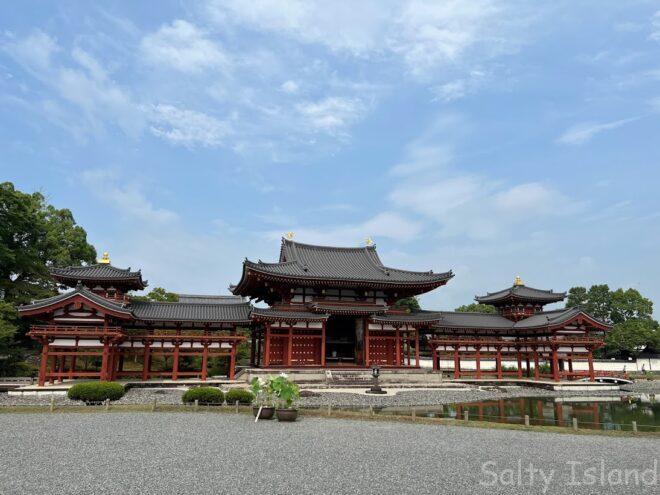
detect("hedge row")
[181,387,255,405]
[67,382,125,402]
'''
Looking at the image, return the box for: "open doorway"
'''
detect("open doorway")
[325,316,361,365]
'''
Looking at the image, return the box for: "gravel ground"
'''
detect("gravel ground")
[620,381,660,393]
[0,384,642,408]
[0,413,657,495]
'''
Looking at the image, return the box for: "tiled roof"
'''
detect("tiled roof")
[432,308,610,330]
[310,303,388,315]
[371,310,445,325]
[234,238,453,294]
[50,264,147,289]
[18,286,132,316]
[177,294,245,304]
[250,308,330,322]
[475,284,566,305]
[130,300,251,323]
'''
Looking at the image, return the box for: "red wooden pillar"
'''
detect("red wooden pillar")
[172,342,180,381]
[229,344,236,380]
[568,357,573,373]
[321,321,327,367]
[100,339,111,381]
[201,343,209,381]
[587,348,595,382]
[414,329,420,367]
[395,327,401,366]
[496,346,503,379]
[287,325,293,367]
[475,346,481,379]
[38,340,49,386]
[516,350,523,378]
[453,346,460,379]
[264,324,271,368]
[551,347,560,381]
[364,323,369,367]
[533,348,540,380]
[142,343,151,381]
[525,355,531,378]
[431,346,438,371]
[50,354,57,384]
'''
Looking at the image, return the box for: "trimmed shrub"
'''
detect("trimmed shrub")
[67,381,125,402]
[226,388,255,405]
[182,386,225,405]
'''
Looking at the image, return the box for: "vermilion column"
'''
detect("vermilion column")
[321,321,327,367]
[287,325,293,366]
[496,346,503,379]
[142,343,151,381]
[453,346,460,379]
[431,346,438,371]
[364,324,369,367]
[100,339,110,381]
[264,324,271,367]
[551,347,560,381]
[172,342,180,381]
[587,348,595,381]
[395,327,401,366]
[516,350,523,378]
[201,343,209,381]
[533,348,540,380]
[475,346,481,378]
[525,355,531,378]
[38,340,49,386]
[414,329,420,367]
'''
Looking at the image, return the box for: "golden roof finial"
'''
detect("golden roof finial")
[99,252,110,264]
[365,237,374,246]
[514,275,524,286]
[285,232,295,240]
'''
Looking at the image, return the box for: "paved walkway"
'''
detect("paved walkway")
[1,413,657,494]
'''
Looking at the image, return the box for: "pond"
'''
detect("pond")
[330,396,659,432]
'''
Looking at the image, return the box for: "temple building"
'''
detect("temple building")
[232,237,453,368]
[18,254,249,386]
[18,240,611,384]
[427,277,611,381]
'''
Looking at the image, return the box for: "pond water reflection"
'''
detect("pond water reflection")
[334,396,658,432]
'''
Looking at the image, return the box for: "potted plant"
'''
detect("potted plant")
[250,377,275,420]
[270,373,300,421]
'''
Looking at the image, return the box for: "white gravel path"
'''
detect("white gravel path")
[0,412,657,495]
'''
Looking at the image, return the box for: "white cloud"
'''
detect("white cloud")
[3,31,143,137]
[432,70,488,102]
[273,212,424,246]
[556,117,639,145]
[207,0,529,78]
[140,20,228,73]
[650,10,660,42]
[148,104,231,147]
[280,80,299,93]
[81,169,179,225]
[296,96,367,134]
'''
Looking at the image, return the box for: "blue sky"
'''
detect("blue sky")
[2,1,659,312]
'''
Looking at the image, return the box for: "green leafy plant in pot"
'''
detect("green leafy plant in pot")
[269,373,300,422]
[250,376,275,420]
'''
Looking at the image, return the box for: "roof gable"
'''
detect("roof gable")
[50,264,147,290]
[475,284,566,305]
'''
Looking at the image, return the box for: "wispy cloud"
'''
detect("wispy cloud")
[140,20,229,73]
[296,96,368,135]
[556,117,640,146]
[147,104,232,147]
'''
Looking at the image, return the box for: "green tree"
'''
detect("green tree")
[605,319,659,358]
[131,287,179,302]
[0,182,97,304]
[565,284,612,322]
[609,288,653,324]
[394,297,420,312]
[0,302,20,374]
[455,303,497,314]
